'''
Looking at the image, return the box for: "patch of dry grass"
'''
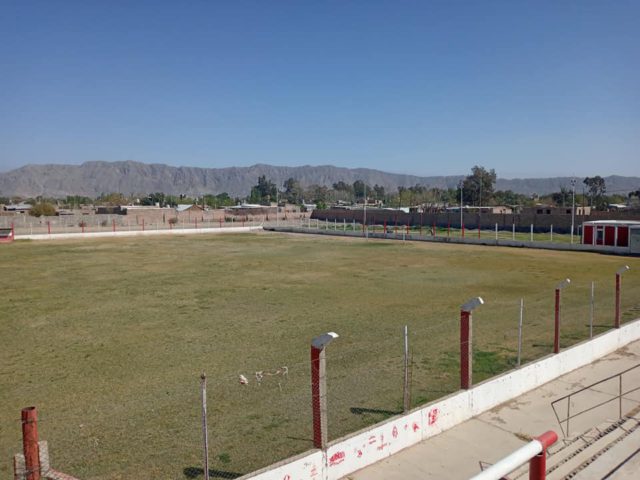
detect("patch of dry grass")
[1,233,638,479]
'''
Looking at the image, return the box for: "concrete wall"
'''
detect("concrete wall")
[15,226,263,241]
[241,318,640,480]
[311,209,640,234]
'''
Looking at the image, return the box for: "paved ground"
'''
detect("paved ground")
[344,340,640,480]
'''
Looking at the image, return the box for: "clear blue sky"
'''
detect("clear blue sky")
[1,1,638,178]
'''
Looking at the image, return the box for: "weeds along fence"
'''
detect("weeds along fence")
[8,271,640,480]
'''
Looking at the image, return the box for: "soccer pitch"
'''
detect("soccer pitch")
[1,232,639,479]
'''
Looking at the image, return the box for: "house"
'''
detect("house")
[176,204,205,213]
[3,203,32,213]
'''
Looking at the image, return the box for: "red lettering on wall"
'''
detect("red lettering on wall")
[329,451,346,466]
[428,408,439,426]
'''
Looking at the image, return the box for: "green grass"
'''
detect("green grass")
[1,233,639,479]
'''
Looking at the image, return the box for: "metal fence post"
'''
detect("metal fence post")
[403,325,410,412]
[554,279,571,354]
[615,266,630,328]
[200,374,210,480]
[517,298,524,367]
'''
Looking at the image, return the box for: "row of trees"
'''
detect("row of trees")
[2,169,637,216]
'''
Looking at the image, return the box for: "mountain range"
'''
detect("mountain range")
[0,161,638,198]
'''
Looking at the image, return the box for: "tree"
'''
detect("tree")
[583,176,606,208]
[283,178,303,204]
[353,180,368,201]
[372,184,385,201]
[97,193,127,206]
[551,186,571,207]
[249,175,277,205]
[141,192,166,206]
[461,166,496,205]
[29,202,56,217]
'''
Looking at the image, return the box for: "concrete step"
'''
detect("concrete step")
[547,416,639,479]
[575,423,640,479]
[505,415,638,480]
[507,434,586,479]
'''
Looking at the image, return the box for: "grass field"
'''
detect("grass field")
[1,232,639,479]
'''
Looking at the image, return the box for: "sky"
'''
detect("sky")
[1,1,639,178]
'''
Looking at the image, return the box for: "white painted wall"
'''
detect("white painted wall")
[15,226,263,241]
[241,318,640,480]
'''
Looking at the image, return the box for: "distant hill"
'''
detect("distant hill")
[0,161,638,198]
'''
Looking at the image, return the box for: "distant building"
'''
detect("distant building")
[446,205,513,214]
[176,204,205,213]
[581,220,640,249]
[523,205,591,215]
[3,203,32,213]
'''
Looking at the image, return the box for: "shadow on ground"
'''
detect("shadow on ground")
[183,467,244,479]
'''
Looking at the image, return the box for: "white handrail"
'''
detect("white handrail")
[469,431,557,480]
[469,439,542,480]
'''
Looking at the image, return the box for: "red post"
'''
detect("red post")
[478,223,481,239]
[21,407,40,480]
[219,218,223,228]
[47,221,51,235]
[11,222,15,240]
[462,223,465,238]
[448,223,450,237]
[310,346,323,448]
[615,273,621,328]
[111,219,115,232]
[529,431,558,480]
[406,224,409,235]
[554,288,561,354]
[460,311,472,389]
[195,218,198,229]
[383,220,387,234]
[81,223,85,234]
[433,222,436,237]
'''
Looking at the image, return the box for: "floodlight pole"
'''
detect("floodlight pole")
[554,279,571,354]
[310,332,338,449]
[615,266,630,328]
[570,179,576,244]
[460,297,484,389]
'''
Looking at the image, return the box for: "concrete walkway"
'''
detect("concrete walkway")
[344,340,640,480]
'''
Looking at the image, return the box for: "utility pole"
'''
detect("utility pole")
[570,178,576,244]
[363,183,367,237]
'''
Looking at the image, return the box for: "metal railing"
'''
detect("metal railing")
[551,363,640,437]
[470,431,558,480]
